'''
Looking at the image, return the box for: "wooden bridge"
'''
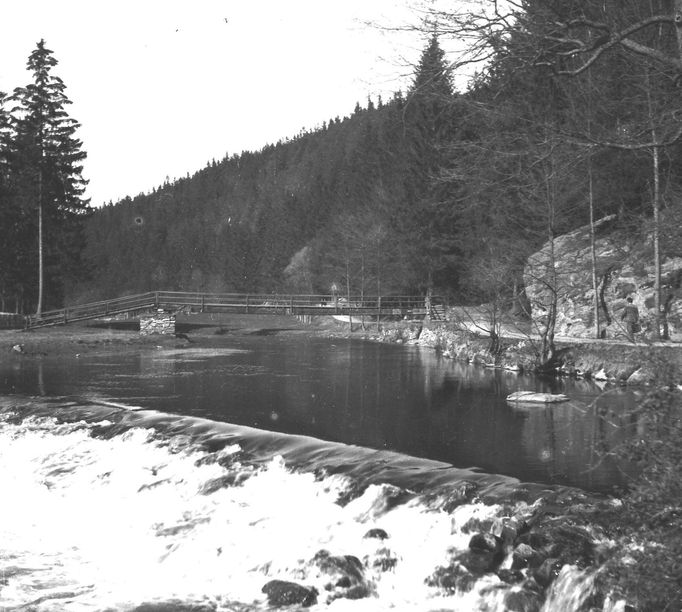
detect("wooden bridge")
[25,291,446,329]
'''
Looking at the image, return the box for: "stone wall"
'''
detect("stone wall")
[140,310,175,336]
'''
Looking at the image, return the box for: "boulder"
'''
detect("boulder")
[312,550,365,583]
[363,527,389,540]
[425,563,477,593]
[506,391,569,404]
[131,603,216,612]
[531,557,563,588]
[261,580,318,608]
[365,546,398,571]
[456,533,505,574]
[497,568,525,584]
[311,550,371,601]
[511,543,543,570]
[198,471,251,494]
[503,587,544,612]
[491,514,529,546]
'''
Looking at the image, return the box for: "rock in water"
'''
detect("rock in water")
[458,532,505,574]
[506,391,569,404]
[363,527,389,540]
[261,580,318,607]
[311,550,372,600]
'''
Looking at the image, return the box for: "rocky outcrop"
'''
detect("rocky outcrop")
[524,215,682,340]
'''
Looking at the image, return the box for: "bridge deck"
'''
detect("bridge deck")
[25,291,444,328]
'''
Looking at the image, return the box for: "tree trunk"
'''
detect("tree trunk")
[651,142,663,339]
[585,65,601,339]
[675,0,682,60]
[543,232,558,364]
[646,70,664,340]
[36,168,44,317]
[541,138,558,365]
[588,156,601,338]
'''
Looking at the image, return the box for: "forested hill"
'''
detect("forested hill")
[78,36,464,302]
[76,4,682,308]
[79,90,446,300]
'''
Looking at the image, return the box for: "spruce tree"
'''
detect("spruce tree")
[10,39,90,315]
[399,35,458,293]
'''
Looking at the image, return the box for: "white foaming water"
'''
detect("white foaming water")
[0,409,599,612]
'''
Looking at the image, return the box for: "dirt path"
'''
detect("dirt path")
[448,308,680,349]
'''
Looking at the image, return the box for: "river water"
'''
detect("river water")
[0,333,636,611]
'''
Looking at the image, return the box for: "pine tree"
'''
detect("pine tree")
[10,39,90,315]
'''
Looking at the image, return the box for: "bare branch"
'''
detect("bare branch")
[564,123,682,150]
[544,14,682,75]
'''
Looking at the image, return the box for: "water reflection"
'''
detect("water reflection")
[0,336,637,492]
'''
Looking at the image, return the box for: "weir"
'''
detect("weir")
[0,397,609,611]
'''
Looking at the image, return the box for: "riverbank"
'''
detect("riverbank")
[313,314,682,385]
[2,313,681,385]
[408,323,682,385]
[0,313,311,358]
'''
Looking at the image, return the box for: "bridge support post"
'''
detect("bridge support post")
[140,310,175,336]
[377,296,382,331]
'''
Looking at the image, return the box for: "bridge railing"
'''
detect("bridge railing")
[25,291,444,328]
[26,292,158,328]
[154,291,434,314]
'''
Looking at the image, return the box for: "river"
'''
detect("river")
[0,332,636,611]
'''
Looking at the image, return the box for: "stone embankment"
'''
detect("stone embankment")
[372,321,682,386]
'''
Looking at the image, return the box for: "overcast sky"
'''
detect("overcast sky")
[0,0,464,207]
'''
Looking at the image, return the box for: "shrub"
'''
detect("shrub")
[595,382,682,611]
